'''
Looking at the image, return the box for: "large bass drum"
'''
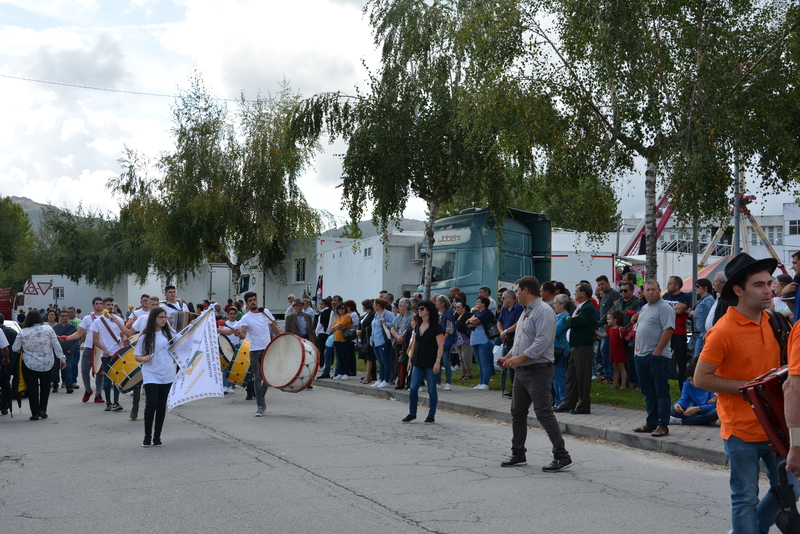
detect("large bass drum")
[261,333,319,393]
[106,333,142,393]
[227,339,251,387]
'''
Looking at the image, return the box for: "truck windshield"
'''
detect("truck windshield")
[430,251,456,283]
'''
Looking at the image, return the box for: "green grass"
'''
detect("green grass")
[355,355,681,411]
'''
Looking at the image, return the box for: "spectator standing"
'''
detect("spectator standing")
[453,299,473,380]
[662,275,692,388]
[690,278,715,358]
[369,298,395,388]
[13,311,65,420]
[434,295,455,390]
[552,294,573,408]
[466,296,496,390]
[402,301,444,423]
[497,289,524,398]
[555,283,596,414]
[632,280,675,438]
[595,275,620,383]
[52,310,78,394]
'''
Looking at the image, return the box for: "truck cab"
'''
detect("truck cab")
[420,208,551,299]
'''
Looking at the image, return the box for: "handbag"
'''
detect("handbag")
[484,322,500,340]
[342,324,358,341]
[325,334,335,348]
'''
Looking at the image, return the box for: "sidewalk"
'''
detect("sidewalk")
[315,375,728,466]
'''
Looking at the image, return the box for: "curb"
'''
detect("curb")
[315,379,729,466]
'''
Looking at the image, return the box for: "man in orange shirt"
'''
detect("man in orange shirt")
[695,253,800,534]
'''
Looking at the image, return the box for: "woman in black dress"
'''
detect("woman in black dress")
[402,300,444,423]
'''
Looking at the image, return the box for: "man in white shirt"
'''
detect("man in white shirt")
[61,297,105,403]
[285,294,296,318]
[163,285,189,331]
[90,298,125,412]
[234,292,281,417]
[126,294,151,329]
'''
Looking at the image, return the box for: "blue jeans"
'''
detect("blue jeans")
[723,435,800,533]
[101,358,120,403]
[321,344,334,376]
[408,366,437,417]
[472,342,494,386]
[600,337,612,379]
[67,350,79,386]
[552,352,567,407]
[435,350,452,384]
[693,334,706,358]
[670,406,718,426]
[634,353,671,428]
[373,343,392,382]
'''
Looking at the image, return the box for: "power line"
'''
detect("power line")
[0,73,252,102]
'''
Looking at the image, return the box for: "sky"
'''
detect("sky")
[0,0,796,228]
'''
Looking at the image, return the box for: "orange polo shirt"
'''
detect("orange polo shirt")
[789,322,800,376]
[700,307,779,442]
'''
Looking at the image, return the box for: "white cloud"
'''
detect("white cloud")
[60,117,88,141]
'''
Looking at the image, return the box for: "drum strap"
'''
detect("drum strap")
[766,309,792,366]
[99,317,120,345]
[165,303,181,312]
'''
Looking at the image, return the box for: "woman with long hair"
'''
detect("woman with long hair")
[403,300,444,423]
[329,303,354,380]
[356,299,376,384]
[453,298,474,380]
[133,306,175,447]
[12,311,65,420]
[691,278,715,358]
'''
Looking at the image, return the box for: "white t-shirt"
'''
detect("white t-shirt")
[79,313,101,349]
[0,329,8,349]
[163,301,189,318]
[238,309,276,351]
[134,330,176,385]
[224,320,240,345]
[89,316,124,355]
[131,308,149,320]
[132,313,149,333]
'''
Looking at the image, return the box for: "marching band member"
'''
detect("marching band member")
[60,297,105,403]
[134,307,176,447]
[90,298,125,413]
[234,292,280,417]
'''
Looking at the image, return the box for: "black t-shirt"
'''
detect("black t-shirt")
[413,321,444,368]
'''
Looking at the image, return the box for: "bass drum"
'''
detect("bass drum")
[106,333,142,393]
[227,338,251,387]
[261,333,319,393]
[218,334,235,370]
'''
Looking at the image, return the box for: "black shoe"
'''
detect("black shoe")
[104,403,112,411]
[52,386,58,393]
[554,405,571,413]
[501,455,527,467]
[502,392,513,399]
[402,414,416,423]
[394,385,403,390]
[424,416,435,423]
[142,436,151,447]
[306,385,313,390]
[569,409,590,415]
[318,374,331,379]
[245,394,254,400]
[542,458,573,472]
[153,438,163,447]
[66,388,74,394]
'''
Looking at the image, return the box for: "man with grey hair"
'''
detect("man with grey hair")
[705,272,728,332]
[285,294,296,318]
[479,286,497,314]
[632,280,675,438]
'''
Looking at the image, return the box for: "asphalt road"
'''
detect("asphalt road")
[2,386,755,533]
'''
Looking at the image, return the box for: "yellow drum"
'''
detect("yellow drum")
[219,334,235,370]
[106,333,141,393]
[227,338,251,386]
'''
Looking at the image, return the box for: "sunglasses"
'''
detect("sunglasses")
[620,289,630,293]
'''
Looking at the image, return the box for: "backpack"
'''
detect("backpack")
[765,309,792,366]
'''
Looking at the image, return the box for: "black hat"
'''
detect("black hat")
[720,253,778,300]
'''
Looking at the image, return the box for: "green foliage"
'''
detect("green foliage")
[0,196,43,290]
[112,73,327,290]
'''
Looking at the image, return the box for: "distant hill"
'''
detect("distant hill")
[323,218,426,238]
[9,196,53,232]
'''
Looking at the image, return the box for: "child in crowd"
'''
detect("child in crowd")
[598,309,628,389]
[670,357,718,426]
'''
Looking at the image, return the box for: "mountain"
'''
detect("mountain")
[322,218,426,238]
[9,196,52,232]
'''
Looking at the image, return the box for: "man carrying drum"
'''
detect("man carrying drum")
[89,298,125,413]
[163,285,190,331]
[695,253,800,533]
[234,292,280,417]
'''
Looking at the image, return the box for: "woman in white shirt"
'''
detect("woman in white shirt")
[12,311,64,420]
[134,307,176,447]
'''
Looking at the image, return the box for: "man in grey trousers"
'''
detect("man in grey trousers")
[497,276,573,472]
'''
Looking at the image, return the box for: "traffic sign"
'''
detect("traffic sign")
[37,282,52,295]
[23,281,38,295]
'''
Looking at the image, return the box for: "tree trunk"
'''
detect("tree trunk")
[230,264,241,300]
[422,199,440,300]
[644,158,658,282]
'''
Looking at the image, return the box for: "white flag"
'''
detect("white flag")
[167,307,223,411]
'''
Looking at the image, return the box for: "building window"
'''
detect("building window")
[777,226,783,245]
[768,226,775,245]
[239,275,250,293]
[53,287,65,300]
[790,221,800,235]
[751,228,758,246]
[295,259,306,283]
[364,247,372,258]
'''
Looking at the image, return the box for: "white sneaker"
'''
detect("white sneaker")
[332,375,342,380]
[370,381,381,387]
[453,365,460,370]
[377,381,390,388]
[436,384,442,390]
[473,384,481,389]
[443,383,451,391]
[255,407,264,417]
[476,384,489,390]
[669,416,682,425]
[341,374,349,380]
[418,386,423,392]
